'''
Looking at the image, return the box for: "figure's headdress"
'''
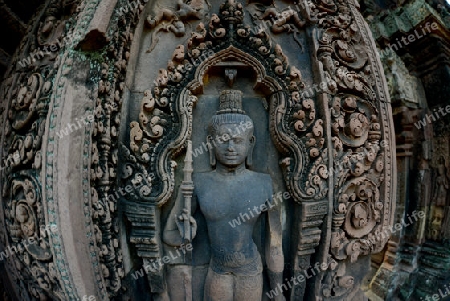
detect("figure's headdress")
[209,90,253,129]
[217,90,246,115]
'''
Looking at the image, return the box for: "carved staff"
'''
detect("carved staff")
[181,140,194,301]
[182,140,194,245]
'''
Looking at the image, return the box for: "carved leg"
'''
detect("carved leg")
[292,13,306,29]
[234,273,263,301]
[203,268,234,301]
[166,265,193,301]
[193,265,209,301]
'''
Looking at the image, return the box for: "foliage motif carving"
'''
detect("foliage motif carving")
[304,0,395,298]
[87,2,146,297]
[1,60,61,301]
[0,2,69,293]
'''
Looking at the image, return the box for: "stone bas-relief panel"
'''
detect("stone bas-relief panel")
[119,0,396,300]
[0,0,395,299]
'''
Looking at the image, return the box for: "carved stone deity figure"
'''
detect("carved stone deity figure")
[163,90,285,301]
[432,157,449,207]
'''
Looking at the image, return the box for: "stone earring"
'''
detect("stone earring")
[207,135,216,167]
[246,135,255,167]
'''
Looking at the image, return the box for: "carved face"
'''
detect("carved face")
[213,123,253,168]
[42,16,56,34]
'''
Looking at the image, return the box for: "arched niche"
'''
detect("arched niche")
[118,28,306,297]
[114,0,396,300]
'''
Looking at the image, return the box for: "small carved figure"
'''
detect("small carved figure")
[429,207,444,240]
[147,0,203,29]
[37,14,64,46]
[432,157,449,207]
[258,6,306,33]
[146,0,205,52]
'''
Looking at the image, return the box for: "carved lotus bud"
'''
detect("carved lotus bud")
[310,148,320,157]
[172,45,185,62]
[375,157,384,172]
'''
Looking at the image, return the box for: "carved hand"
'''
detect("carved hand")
[175,208,197,241]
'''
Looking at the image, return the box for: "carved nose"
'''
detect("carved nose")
[227,140,235,151]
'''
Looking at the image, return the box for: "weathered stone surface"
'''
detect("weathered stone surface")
[3,0,435,299]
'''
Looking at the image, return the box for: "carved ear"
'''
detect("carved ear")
[207,136,216,167]
[246,135,256,167]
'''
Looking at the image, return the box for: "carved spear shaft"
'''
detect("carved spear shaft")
[182,140,194,244]
[181,140,194,301]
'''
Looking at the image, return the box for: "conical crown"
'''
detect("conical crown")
[217,90,246,115]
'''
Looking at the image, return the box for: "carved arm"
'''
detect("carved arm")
[266,197,286,301]
[162,186,198,247]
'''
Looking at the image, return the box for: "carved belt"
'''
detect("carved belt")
[210,244,263,276]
